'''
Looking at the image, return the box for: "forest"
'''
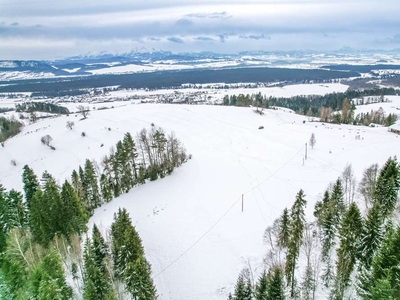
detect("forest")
[0,125,188,299]
[15,102,70,115]
[222,87,399,126]
[0,67,359,94]
[227,157,400,300]
[0,116,23,143]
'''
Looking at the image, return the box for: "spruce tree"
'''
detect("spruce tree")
[358,203,384,268]
[123,132,139,182]
[100,174,113,203]
[233,275,247,300]
[30,250,73,300]
[125,257,157,300]
[83,229,114,300]
[314,190,330,228]
[83,160,102,215]
[60,180,87,236]
[111,208,144,278]
[277,208,290,248]
[267,267,285,300]
[332,202,363,299]
[372,157,400,217]
[22,165,40,212]
[254,270,268,300]
[285,189,307,297]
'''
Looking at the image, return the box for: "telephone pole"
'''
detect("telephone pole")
[242,194,244,212]
[305,143,308,160]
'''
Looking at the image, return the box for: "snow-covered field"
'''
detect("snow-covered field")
[0,102,399,299]
[354,95,400,116]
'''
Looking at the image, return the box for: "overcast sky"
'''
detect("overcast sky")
[0,0,399,60]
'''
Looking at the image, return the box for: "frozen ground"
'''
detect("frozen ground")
[354,95,400,116]
[0,103,399,299]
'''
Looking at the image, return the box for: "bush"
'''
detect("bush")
[41,135,53,146]
[81,132,86,137]
[49,145,56,150]
[10,159,17,166]
[66,121,75,130]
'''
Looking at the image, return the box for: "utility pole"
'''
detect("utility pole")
[242,194,244,212]
[305,143,308,160]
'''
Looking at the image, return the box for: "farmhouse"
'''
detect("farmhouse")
[389,123,400,134]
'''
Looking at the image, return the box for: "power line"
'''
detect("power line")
[153,144,305,279]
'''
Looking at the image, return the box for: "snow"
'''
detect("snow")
[63,68,81,73]
[0,102,399,299]
[0,71,56,80]
[354,95,400,116]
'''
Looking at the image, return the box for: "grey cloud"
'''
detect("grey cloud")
[218,34,229,42]
[148,37,161,41]
[167,37,184,43]
[387,34,400,43]
[10,22,19,26]
[185,11,230,19]
[194,36,216,41]
[175,18,193,27]
[239,34,270,40]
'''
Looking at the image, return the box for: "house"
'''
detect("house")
[388,123,400,134]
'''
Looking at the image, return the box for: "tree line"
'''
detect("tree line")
[0,125,189,299]
[228,156,400,300]
[15,102,70,115]
[222,87,399,126]
[0,115,23,143]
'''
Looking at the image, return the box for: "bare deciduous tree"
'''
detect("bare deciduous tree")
[66,121,75,130]
[41,134,53,146]
[358,163,379,210]
[77,105,90,119]
[342,164,356,205]
[310,133,316,149]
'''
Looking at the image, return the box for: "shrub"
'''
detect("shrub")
[41,135,53,146]
[10,159,17,166]
[81,132,86,137]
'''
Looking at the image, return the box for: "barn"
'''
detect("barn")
[389,123,400,134]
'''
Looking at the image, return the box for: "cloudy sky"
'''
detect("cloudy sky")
[1,0,399,60]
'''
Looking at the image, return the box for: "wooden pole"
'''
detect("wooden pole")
[242,194,244,212]
[305,143,308,160]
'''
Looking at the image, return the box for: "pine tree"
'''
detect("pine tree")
[267,267,285,300]
[100,174,113,203]
[332,202,363,299]
[30,250,73,300]
[372,157,400,217]
[277,208,290,248]
[285,189,307,297]
[123,132,138,185]
[22,165,40,212]
[71,169,84,201]
[125,257,157,300]
[233,275,249,300]
[358,224,400,299]
[254,270,268,300]
[83,160,102,215]
[314,190,330,228]
[302,264,315,300]
[330,179,346,225]
[60,180,87,236]
[358,203,384,268]
[111,208,144,278]
[83,228,114,300]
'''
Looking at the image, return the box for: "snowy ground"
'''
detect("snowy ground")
[0,102,399,299]
[354,95,400,116]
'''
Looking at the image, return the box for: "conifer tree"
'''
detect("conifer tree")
[254,270,268,300]
[111,208,144,278]
[100,174,113,203]
[60,180,87,235]
[277,208,290,248]
[125,257,157,300]
[30,250,73,300]
[71,169,84,201]
[233,274,252,300]
[358,203,384,268]
[267,267,285,300]
[123,132,139,182]
[285,189,307,297]
[22,165,40,212]
[330,179,346,225]
[83,159,102,215]
[372,157,400,217]
[314,190,330,228]
[331,202,363,299]
[358,224,400,299]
